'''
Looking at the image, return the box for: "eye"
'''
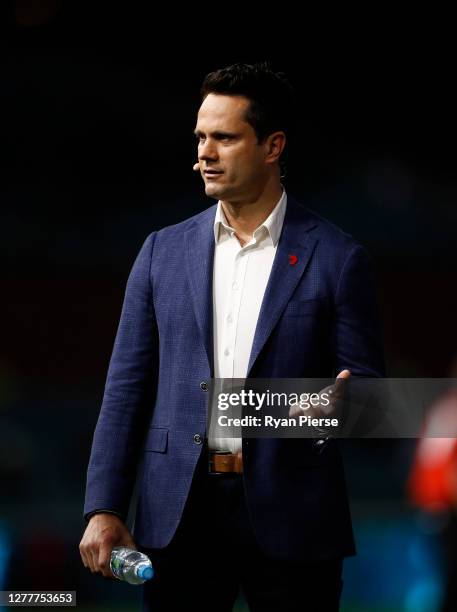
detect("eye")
[219,135,236,143]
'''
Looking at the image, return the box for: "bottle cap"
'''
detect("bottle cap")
[137,564,154,581]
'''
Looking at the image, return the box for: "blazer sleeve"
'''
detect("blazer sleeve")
[83,232,159,520]
[333,244,385,378]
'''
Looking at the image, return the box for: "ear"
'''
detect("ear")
[264,131,286,165]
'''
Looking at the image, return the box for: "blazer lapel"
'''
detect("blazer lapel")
[184,206,217,373]
[247,197,318,375]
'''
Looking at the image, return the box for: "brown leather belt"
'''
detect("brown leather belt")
[208,451,243,474]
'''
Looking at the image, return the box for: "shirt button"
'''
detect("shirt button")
[200,381,208,391]
[224,348,230,356]
[232,282,239,290]
[193,434,203,445]
[227,315,233,323]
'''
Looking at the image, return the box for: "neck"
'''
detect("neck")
[220,179,283,245]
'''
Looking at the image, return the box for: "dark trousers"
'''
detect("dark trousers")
[141,453,343,612]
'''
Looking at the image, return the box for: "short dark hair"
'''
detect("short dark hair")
[200,62,295,144]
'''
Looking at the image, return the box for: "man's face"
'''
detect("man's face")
[194,94,270,203]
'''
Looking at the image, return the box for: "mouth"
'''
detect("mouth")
[204,170,223,178]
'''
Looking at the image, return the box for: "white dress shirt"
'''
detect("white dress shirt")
[209,189,287,452]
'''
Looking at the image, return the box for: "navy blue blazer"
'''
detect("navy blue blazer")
[84,195,385,561]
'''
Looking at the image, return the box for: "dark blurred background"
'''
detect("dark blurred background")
[1,2,456,610]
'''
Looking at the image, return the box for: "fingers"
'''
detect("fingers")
[331,369,351,397]
[336,369,351,380]
[80,531,115,578]
[89,548,99,574]
[79,529,97,573]
[79,530,101,574]
[121,533,137,550]
[79,543,90,571]
[287,371,351,420]
[79,537,98,574]
[288,401,301,418]
[79,514,135,579]
[98,542,114,578]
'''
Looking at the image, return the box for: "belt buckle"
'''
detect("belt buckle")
[208,450,231,474]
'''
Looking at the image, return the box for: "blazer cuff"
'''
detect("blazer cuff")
[84,509,124,524]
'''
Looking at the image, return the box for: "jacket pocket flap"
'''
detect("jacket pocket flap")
[144,427,168,453]
[284,298,327,317]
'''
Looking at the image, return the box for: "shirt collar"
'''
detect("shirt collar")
[213,188,287,247]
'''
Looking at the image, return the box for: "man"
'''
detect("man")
[80,63,385,611]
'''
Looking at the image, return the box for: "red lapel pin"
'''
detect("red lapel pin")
[289,254,298,266]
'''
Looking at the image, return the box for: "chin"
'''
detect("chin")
[204,184,223,199]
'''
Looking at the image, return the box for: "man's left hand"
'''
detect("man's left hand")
[289,369,351,419]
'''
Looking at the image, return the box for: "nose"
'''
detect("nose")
[198,138,218,163]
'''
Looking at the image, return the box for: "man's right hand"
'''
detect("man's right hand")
[79,513,136,578]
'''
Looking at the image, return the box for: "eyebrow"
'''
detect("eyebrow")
[193,129,239,139]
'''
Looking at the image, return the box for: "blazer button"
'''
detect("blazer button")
[193,433,203,445]
[200,381,208,391]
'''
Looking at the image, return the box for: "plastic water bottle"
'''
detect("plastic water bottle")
[110,547,154,585]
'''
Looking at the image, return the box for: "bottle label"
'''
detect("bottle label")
[110,553,124,580]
